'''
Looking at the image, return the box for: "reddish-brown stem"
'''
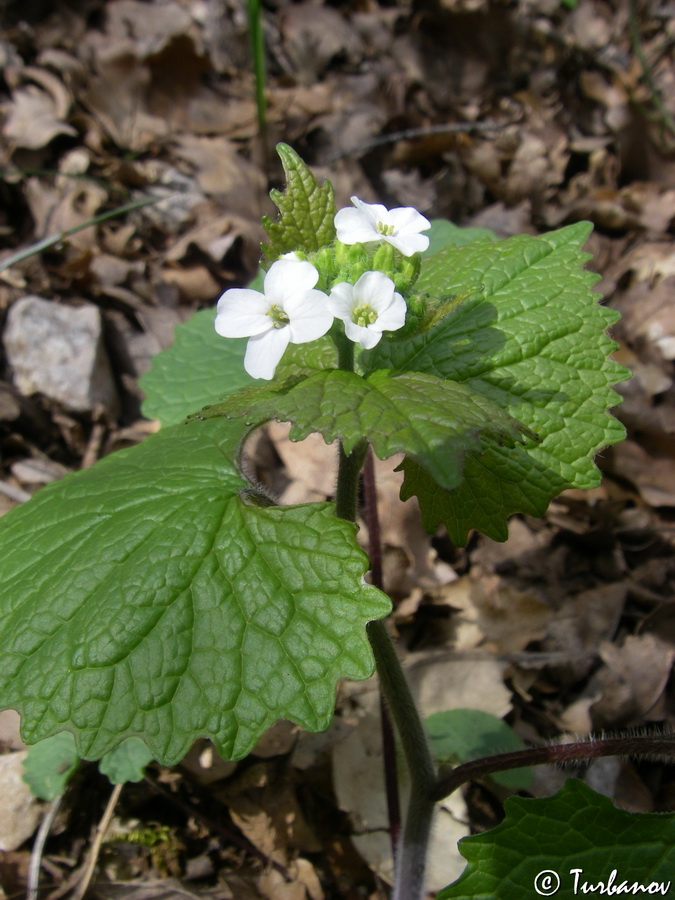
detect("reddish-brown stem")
[431,733,675,803]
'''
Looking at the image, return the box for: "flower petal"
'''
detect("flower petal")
[387,232,429,256]
[285,290,334,343]
[263,259,319,304]
[374,291,406,332]
[327,282,357,319]
[389,206,431,235]
[334,207,380,245]
[344,319,382,349]
[350,196,390,226]
[352,271,395,311]
[215,289,271,337]
[244,328,291,379]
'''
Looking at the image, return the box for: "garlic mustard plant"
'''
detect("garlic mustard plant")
[335,195,431,256]
[328,270,406,349]
[215,258,332,379]
[0,144,645,900]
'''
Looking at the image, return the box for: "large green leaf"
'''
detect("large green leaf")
[0,416,389,765]
[366,222,629,543]
[139,309,336,427]
[261,143,337,265]
[422,219,496,257]
[140,309,253,427]
[197,369,534,493]
[437,780,675,899]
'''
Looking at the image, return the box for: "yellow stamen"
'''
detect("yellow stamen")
[267,304,290,328]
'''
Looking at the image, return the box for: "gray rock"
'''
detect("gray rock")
[0,751,44,851]
[3,295,119,415]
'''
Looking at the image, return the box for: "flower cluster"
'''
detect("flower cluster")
[215,198,430,379]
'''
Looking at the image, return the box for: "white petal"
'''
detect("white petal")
[263,259,319,304]
[352,271,395,312]
[350,196,390,226]
[389,206,431,235]
[344,319,382,349]
[215,289,271,337]
[327,281,357,318]
[334,207,380,245]
[387,232,430,256]
[285,290,334,343]
[244,328,291,379]
[374,291,406,332]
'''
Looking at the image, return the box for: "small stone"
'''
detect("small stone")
[0,751,44,851]
[3,296,119,415]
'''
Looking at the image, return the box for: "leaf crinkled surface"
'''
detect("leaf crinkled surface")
[0,416,389,765]
[437,779,675,899]
[199,368,533,494]
[367,223,630,543]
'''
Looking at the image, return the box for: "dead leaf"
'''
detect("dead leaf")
[590,633,675,726]
[2,66,76,149]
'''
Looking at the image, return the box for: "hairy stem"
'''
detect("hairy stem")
[335,439,367,521]
[432,732,675,803]
[367,619,438,900]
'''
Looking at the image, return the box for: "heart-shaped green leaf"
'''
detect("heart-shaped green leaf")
[437,780,675,899]
[366,222,629,543]
[197,368,534,493]
[0,417,389,764]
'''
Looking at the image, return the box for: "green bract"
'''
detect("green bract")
[0,416,389,764]
[261,143,337,265]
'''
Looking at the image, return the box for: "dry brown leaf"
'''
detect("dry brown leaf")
[280,4,360,82]
[2,66,76,149]
[608,438,675,507]
[172,136,266,209]
[543,583,628,682]
[471,576,551,653]
[258,860,324,900]
[590,633,675,726]
[331,683,469,890]
[161,267,220,303]
[268,424,336,505]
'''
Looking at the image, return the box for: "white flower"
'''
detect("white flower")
[328,271,406,349]
[215,259,333,379]
[335,196,431,256]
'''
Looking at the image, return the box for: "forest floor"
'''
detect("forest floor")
[0,0,674,898]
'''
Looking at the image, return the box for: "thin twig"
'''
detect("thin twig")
[0,195,161,273]
[70,782,124,900]
[27,794,64,900]
[328,120,509,162]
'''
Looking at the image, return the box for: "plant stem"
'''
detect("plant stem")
[247,0,268,162]
[335,439,367,522]
[333,335,436,900]
[432,732,675,802]
[362,450,401,856]
[367,619,437,900]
